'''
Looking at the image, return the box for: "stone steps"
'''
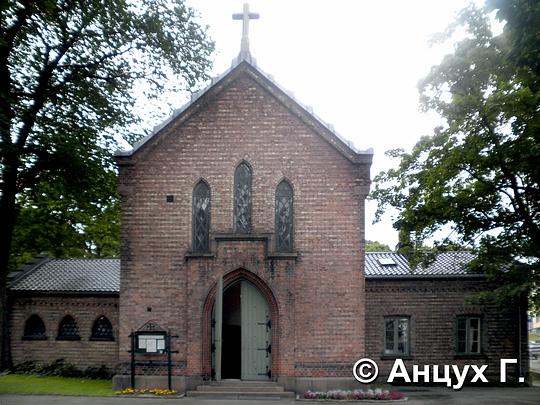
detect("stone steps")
[187,380,295,399]
[197,385,284,392]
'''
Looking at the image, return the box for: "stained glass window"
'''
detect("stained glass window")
[234,162,252,233]
[57,315,80,340]
[23,314,46,339]
[91,316,114,340]
[193,180,211,253]
[275,180,293,252]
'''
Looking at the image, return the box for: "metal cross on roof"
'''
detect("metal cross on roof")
[232,3,259,59]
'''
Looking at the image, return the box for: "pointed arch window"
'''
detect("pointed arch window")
[193,180,211,253]
[234,162,252,233]
[23,314,47,340]
[91,315,114,341]
[275,180,294,252]
[57,315,80,340]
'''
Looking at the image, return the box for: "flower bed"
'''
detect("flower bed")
[115,388,178,396]
[303,388,406,401]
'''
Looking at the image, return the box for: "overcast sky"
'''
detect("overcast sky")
[166,0,485,248]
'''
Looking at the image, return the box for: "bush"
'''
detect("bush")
[40,359,82,377]
[11,359,113,380]
[82,365,114,380]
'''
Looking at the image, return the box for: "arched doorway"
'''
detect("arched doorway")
[212,280,271,380]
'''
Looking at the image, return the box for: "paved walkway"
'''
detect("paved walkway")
[1,387,540,405]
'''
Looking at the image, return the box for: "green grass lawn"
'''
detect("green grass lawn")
[0,374,114,396]
[530,333,540,342]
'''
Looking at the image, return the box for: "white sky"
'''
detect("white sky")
[149,0,485,248]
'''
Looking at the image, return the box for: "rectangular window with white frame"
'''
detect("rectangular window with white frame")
[456,316,481,354]
[384,316,410,356]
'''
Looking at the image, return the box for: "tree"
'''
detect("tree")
[10,164,120,267]
[365,240,392,252]
[0,0,214,369]
[371,0,540,308]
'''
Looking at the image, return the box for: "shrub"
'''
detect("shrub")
[11,359,113,380]
[82,365,114,380]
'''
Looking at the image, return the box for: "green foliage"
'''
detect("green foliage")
[9,163,120,269]
[365,240,392,252]
[0,0,214,270]
[371,1,540,308]
[0,0,214,368]
[10,358,114,379]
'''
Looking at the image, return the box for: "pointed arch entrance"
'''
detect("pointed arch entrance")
[202,269,279,380]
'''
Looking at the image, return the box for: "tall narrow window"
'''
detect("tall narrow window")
[193,180,211,253]
[384,317,410,356]
[23,314,46,340]
[234,162,252,233]
[57,315,80,340]
[275,180,294,252]
[91,316,114,341]
[456,316,481,354]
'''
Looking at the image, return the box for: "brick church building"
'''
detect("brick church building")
[7,8,529,394]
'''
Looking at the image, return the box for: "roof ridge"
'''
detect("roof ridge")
[8,255,51,287]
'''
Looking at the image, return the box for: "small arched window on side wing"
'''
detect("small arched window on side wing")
[23,314,47,340]
[57,315,80,340]
[90,315,114,341]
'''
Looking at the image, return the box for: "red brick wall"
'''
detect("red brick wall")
[116,65,371,378]
[365,278,529,382]
[9,295,119,369]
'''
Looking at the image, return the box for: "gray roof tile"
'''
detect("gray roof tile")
[365,252,478,278]
[9,252,479,294]
[10,258,120,293]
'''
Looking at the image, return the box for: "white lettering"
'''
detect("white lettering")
[451,364,469,389]
[470,365,488,383]
[388,359,411,383]
[413,364,430,383]
[432,365,452,387]
[500,359,517,383]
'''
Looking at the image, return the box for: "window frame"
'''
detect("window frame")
[275,179,294,253]
[456,316,482,355]
[192,180,211,253]
[382,316,410,357]
[56,315,81,341]
[90,315,115,341]
[233,161,252,234]
[22,314,47,340]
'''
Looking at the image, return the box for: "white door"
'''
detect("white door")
[240,281,271,380]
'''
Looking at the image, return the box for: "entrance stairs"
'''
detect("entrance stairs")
[187,380,295,399]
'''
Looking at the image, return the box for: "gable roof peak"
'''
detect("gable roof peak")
[115,57,372,165]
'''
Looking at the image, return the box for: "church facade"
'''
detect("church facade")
[113,56,372,390]
[7,54,529,393]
